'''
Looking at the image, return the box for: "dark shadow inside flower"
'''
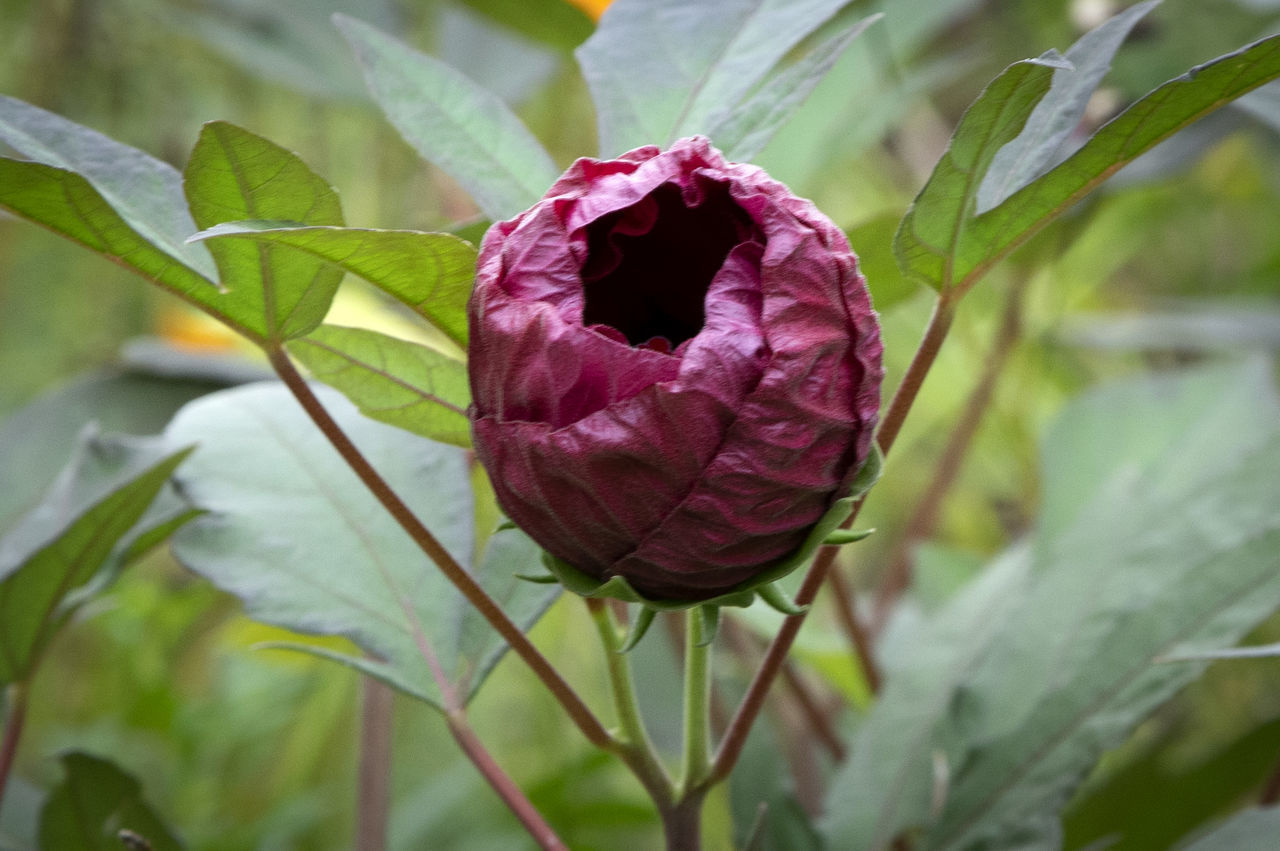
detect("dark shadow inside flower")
[580,176,758,351]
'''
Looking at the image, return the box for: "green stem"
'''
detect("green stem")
[680,608,712,796]
[0,682,28,812]
[585,600,674,809]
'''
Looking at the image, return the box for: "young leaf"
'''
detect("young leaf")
[705,9,884,162]
[38,752,182,851]
[288,325,472,448]
[183,121,345,345]
[824,360,1280,850]
[190,222,475,349]
[893,54,1065,294]
[0,94,216,279]
[165,383,557,710]
[334,14,560,222]
[976,0,1161,212]
[577,0,865,156]
[0,431,195,685]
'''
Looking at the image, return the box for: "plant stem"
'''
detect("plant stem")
[356,676,393,851]
[585,599,674,809]
[711,297,958,782]
[827,570,882,695]
[0,682,28,812]
[446,710,568,850]
[680,608,712,796]
[873,277,1027,631]
[266,348,612,750]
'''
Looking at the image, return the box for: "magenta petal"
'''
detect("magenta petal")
[469,136,883,603]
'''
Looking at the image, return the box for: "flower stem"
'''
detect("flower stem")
[446,709,568,850]
[266,348,612,750]
[585,599,673,808]
[680,608,712,796]
[0,682,28,812]
[711,297,958,782]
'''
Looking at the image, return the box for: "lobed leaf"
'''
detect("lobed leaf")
[183,121,345,344]
[976,0,1161,212]
[824,360,1280,850]
[191,222,475,349]
[577,0,867,156]
[289,325,472,448]
[0,431,195,685]
[334,14,560,222]
[166,382,557,710]
[38,752,183,851]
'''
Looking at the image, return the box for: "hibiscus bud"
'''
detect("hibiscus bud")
[469,136,883,603]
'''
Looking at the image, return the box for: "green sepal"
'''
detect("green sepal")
[695,605,720,647]
[824,528,876,546]
[514,572,560,584]
[756,582,807,616]
[619,607,657,653]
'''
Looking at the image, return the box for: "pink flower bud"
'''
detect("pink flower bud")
[469,137,883,603]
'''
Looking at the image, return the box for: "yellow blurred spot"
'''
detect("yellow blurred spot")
[157,305,242,352]
[566,0,612,21]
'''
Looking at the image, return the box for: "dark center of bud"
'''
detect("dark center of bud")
[581,177,754,350]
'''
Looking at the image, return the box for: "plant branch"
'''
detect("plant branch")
[0,682,28,811]
[446,709,568,850]
[356,677,393,851]
[873,276,1028,631]
[266,347,612,750]
[710,297,958,782]
[585,599,674,809]
[826,570,882,695]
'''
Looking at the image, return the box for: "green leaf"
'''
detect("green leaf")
[976,0,1161,212]
[183,121,345,344]
[334,14,560,222]
[0,94,216,279]
[1178,807,1280,851]
[706,10,883,162]
[458,0,595,51]
[902,33,1280,296]
[824,360,1280,850]
[288,325,472,448]
[893,54,1065,294]
[191,222,475,349]
[165,382,557,709]
[1158,641,1280,662]
[38,752,182,851]
[0,431,195,685]
[577,0,867,156]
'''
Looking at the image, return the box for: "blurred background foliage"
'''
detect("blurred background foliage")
[1,0,1279,848]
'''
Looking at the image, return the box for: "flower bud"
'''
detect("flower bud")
[469,137,883,603]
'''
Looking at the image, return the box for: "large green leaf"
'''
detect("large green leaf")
[576,0,867,156]
[165,382,557,710]
[975,0,1160,212]
[0,94,216,280]
[183,121,345,344]
[824,360,1280,850]
[288,325,471,448]
[898,33,1280,295]
[38,752,182,851]
[0,432,195,685]
[191,222,474,349]
[334,14,560,222]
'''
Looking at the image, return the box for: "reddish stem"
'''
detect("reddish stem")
[827,570,883,695]
[267,349,612,752]
[356,677,394,851]
[0,683,28,813]
[447,710,568,850]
